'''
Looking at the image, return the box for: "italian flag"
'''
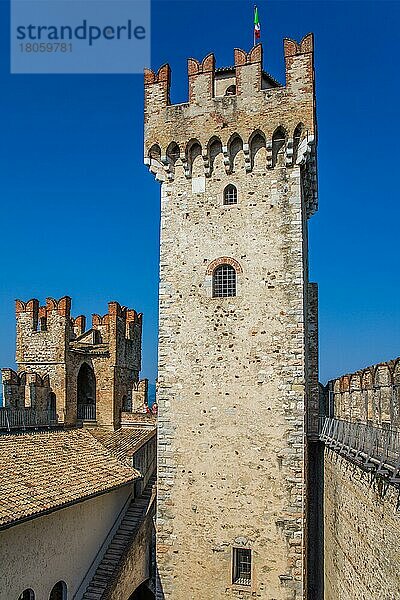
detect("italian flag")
[254,6,261,41]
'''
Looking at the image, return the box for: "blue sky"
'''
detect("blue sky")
[0,0,399,385]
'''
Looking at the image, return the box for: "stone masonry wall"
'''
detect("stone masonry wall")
[324,452,400,600]
[145,36,318,600]
[2,297,143,428]
[327,357,400,428]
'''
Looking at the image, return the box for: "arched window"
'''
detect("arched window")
[213,264,237,298]
[228,134,243,171]
[166,142,180,167]
[208,137,222,172]
[77,363,96,421]
[49,581,67,600]
[18,590,35,600]
[249,131,266,169]
[186,140,202,175]
[148,144,161,162]
[223,184,238,205]
[272,127,286,167]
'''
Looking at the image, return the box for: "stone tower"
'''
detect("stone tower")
[145,35,319,600]
[2,296,143,428]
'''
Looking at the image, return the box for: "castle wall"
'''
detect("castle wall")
[324,452,400,600]
[327,358,400,428]
[0,485,131,600]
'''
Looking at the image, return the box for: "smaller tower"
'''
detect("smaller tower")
[2,296,144,429]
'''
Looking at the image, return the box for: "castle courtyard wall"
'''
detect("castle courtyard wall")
[0,485,131,600]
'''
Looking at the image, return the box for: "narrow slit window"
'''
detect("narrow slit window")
[212,265,236,298]
[233,548,251,586]
[224,184,238,205]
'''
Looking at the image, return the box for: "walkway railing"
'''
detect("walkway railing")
[0,407,57,431]
[320,417,400,485]
[77,403,96,421]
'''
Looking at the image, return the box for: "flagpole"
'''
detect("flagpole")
[253,5,256,47]
[253,5,260,47]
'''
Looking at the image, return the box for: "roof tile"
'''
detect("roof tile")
[0,429,140,529]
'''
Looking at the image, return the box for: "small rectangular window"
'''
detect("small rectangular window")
[233,548,251,586]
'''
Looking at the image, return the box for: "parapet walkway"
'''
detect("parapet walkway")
[320,417,400,486]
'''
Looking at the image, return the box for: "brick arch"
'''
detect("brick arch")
[206,257,243,275]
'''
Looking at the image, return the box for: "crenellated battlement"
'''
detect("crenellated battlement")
[14,297,142,343]
[15,296,72,334]
[144,36,313,114]
[327,357,400,427]
[92,301,142,342]
[144,36,317,214]
[1,367,51,410]
[14,296,143,370]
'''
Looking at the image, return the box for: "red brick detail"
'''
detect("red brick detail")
[188,53,215,77]
[234,45,262,66]
[206,257,243,275]
[187,58,200,76]
[72,315,86,335]
[144,64,171,86]
[234,48,247,66]
[248,44,262,64]
[284,33,314,57]
[45,296,71,317]
[283,38,300,58]
[202,53,215,72]
[15,298,39,318]
[58,296,71,317]
[300,33,314,53]
[144,68,156,84]
[92,313,110,328]
[144,64,171,116]
[38,306,47,319]
[188,54,215,103]
[108,301,127,319]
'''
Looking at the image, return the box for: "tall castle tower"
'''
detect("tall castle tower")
[145,35,319,599]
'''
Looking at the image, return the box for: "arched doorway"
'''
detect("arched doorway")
[77,363,96,421]
[128,581,155,600]
[48,581,67,600]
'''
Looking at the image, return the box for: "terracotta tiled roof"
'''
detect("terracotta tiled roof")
[89,427,156,465]
[0,429,140,530]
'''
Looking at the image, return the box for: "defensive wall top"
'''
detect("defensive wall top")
[15,296,142,339]
[144,35,316,151]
